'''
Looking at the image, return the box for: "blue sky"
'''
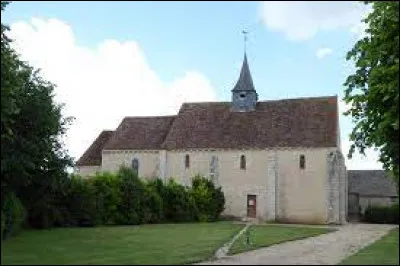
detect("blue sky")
[2,1,380,169]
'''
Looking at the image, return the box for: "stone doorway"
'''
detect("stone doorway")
[247,194,257,218]
[348,193,361,222]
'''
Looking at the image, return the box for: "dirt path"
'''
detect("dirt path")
[194,223,397,265]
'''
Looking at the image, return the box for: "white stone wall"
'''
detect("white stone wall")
[75,165,101,178]
[166,149,275,221]
[97,147,339,224]
[339,153,347,223]
[158,150,167,180]
[266,151,277,220]
[277,148,336,224]
[101,150,160,179]
[326,150,348,224]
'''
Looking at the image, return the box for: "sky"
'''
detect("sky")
[2,1,382,170]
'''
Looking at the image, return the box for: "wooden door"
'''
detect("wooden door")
[247,195,257,218]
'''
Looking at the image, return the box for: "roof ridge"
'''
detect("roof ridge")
[123,115,177,119]
[183,101,230,105]
[181,95,337,106]
[258,95,337,103]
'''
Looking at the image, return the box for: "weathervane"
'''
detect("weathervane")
[242,30,248,53]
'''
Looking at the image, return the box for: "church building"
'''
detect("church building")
[76,53,348,224]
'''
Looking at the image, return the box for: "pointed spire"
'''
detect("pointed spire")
[232,53,255,92]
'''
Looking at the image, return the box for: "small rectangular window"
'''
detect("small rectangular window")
[132,158,139,175]
[240,155,246,170]
[300,154,305,169]
[185,154,190,169]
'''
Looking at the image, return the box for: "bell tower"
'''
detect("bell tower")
[231,31,258,112]
[231,53,258,112]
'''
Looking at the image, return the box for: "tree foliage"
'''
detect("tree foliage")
[344,1,399,186]
[1,1,73,229]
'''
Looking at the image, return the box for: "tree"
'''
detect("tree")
[344,1,399,188]
[1,1,73,226]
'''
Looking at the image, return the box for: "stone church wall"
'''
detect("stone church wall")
[75,165,101,178]
[101,150,160,179]
[166,149,275,221]
[77,147,345,225]
[326,150,348,224]
[276,148,336,224]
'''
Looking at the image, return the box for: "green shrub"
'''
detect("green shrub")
[146,178,167,222]
[363,203,399,224]
[91,172,121,225]
[190,176,225,222]
[23,175,75,229]
[115,166,146,225]
[163,179,197,222]
[141,185,163,224]
[147,178,165,198]
[1,167,227,232]
[210,186,225,220]
[27,200,60,229]
[1,193,26,239]
[1,211,5,240]
[66,175,99,227]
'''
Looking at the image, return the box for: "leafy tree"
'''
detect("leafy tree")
[344,1,399,187]
[1,1,73,226]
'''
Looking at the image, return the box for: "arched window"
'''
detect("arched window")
[240,155,246,170]
[132,158,139,175]
[299,154,305,169]
[185,154,190,169]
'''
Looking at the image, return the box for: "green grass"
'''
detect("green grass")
[228,224,335,255]
[339,228,399,265]
[1,222,244,265]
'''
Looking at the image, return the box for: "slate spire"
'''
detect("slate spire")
[231,52,258,112]
[232,53,256,92]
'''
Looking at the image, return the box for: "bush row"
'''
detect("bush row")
[1,167,225,238]
[363,203,399,224]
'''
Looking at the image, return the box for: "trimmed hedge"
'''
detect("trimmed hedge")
[363,203,399,224]
[2,167,226,235]
[90,171,121,225]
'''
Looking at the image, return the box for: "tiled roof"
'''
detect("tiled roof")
[76,130,114,166]
[162,96,338,150]
[103,116,176,150]
[76,96,339,166]
[348,170,398,197]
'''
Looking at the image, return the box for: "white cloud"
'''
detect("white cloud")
[260,1,371,41]
[8,18,217,161]
[316,47,333,59]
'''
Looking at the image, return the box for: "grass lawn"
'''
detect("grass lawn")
[228,224,335,255]
[1,222,244,265]
[339,228,399,265]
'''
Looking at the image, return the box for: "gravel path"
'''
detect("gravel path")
[194,223,397,265]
